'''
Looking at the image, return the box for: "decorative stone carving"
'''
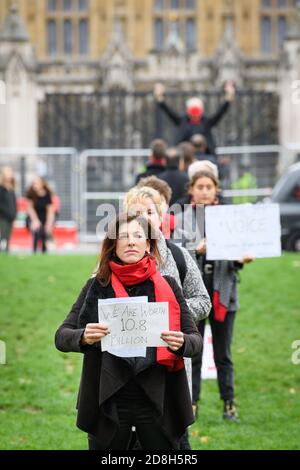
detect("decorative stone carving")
[214,14,243,87]
[100,20,134,91]
[0,3,38,148]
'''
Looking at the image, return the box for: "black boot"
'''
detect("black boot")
[223,400,239,422]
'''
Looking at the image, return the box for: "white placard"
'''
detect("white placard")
[98,300,169,356]
[206,203,282,260]
[98,297,148,357]
[201,325,217,380]
[184,357,193,399]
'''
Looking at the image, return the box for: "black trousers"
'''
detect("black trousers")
[192,310,236,403]
[88,381,174,451]
[0,218,13,252]
[32,227,47,253]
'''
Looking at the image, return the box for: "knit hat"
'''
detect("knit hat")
[188,160,219,180]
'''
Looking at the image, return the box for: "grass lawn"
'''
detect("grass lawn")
[0,253,299,450]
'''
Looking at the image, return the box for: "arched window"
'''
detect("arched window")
[47,19,57,56]
[260,0,295,54]
[153,0,197,51]
[46,0,90,57]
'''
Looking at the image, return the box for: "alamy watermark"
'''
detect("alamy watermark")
[0,80,6,105]
[0,340,6,365]
[95,202,205,250]
[291,340,300,365]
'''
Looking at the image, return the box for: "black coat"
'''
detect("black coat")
[135,163,166,184]
[0,185,17,222]
[158,100,230,154]
[55,275,202,449]
[158,168,189,206]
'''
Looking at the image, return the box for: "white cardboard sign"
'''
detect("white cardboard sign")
[206,203,282,260]
[98,299,169,355]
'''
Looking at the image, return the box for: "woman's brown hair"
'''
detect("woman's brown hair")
[0,167,15,190]
[188,170,220,193]
[26,177,53,202]
[96,213,161,286]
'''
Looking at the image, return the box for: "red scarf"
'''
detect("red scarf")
[109,256,184,372]
[160,213,176,240]
[213,291,228,322]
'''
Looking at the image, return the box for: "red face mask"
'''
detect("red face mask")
[187,105,204,122]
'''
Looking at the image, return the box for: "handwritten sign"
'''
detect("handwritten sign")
[98,297,148,357]
[98,300,169,355]
[206,203,282,260]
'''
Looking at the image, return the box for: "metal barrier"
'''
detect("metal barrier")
[78,145,290,242]
[1,144,300,244]
[79,149,149,238]
[0,148,80,223]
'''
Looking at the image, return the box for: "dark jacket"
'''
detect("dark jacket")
[158,169,189,206]
[173,194,227,214]
[0,185,17,222]
[173,206,243,313]
[195,151,218,166]
[55,275,202,449]
[158,100,230,154]
[172,194,192,214]
[135,163,166,184]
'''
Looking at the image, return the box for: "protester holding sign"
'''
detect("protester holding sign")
[55,213,202,450]
[124,185,211,449]
[173,170,253,421]
[124,186,211,324]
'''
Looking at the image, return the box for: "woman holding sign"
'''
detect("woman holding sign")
[173,170,253,421]
[55,213,202,450]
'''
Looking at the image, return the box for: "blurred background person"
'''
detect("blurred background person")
[158,147,189,206]
[154,81,236,153]
[135,139,167,184]
[178,142,196,173]
[0,166,17,253]
[26,177,55,254]
[190,134,218,166]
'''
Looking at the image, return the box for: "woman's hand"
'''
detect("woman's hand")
[224,80,236,102]
[154,83,165,102]
[45,222,53,235]
[32,220,41,232]
[239,256,255,264]
[82,323,110,345]
[196,238,206,255]
[161,331,184,352]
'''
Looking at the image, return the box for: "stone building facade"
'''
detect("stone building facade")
[0,0,299,165]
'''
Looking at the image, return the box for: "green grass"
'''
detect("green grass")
[0,253,300,450]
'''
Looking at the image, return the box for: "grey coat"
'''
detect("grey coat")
[173,207,243,313]
[157,232,211,322]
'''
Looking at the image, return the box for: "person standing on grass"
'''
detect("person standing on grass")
[173,170,253,421]
[0,166,17,253]
[124,186,210,449]
[26,177,55,254]
[55,213,202,450]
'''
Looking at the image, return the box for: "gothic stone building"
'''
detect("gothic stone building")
[0,0,300,156]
